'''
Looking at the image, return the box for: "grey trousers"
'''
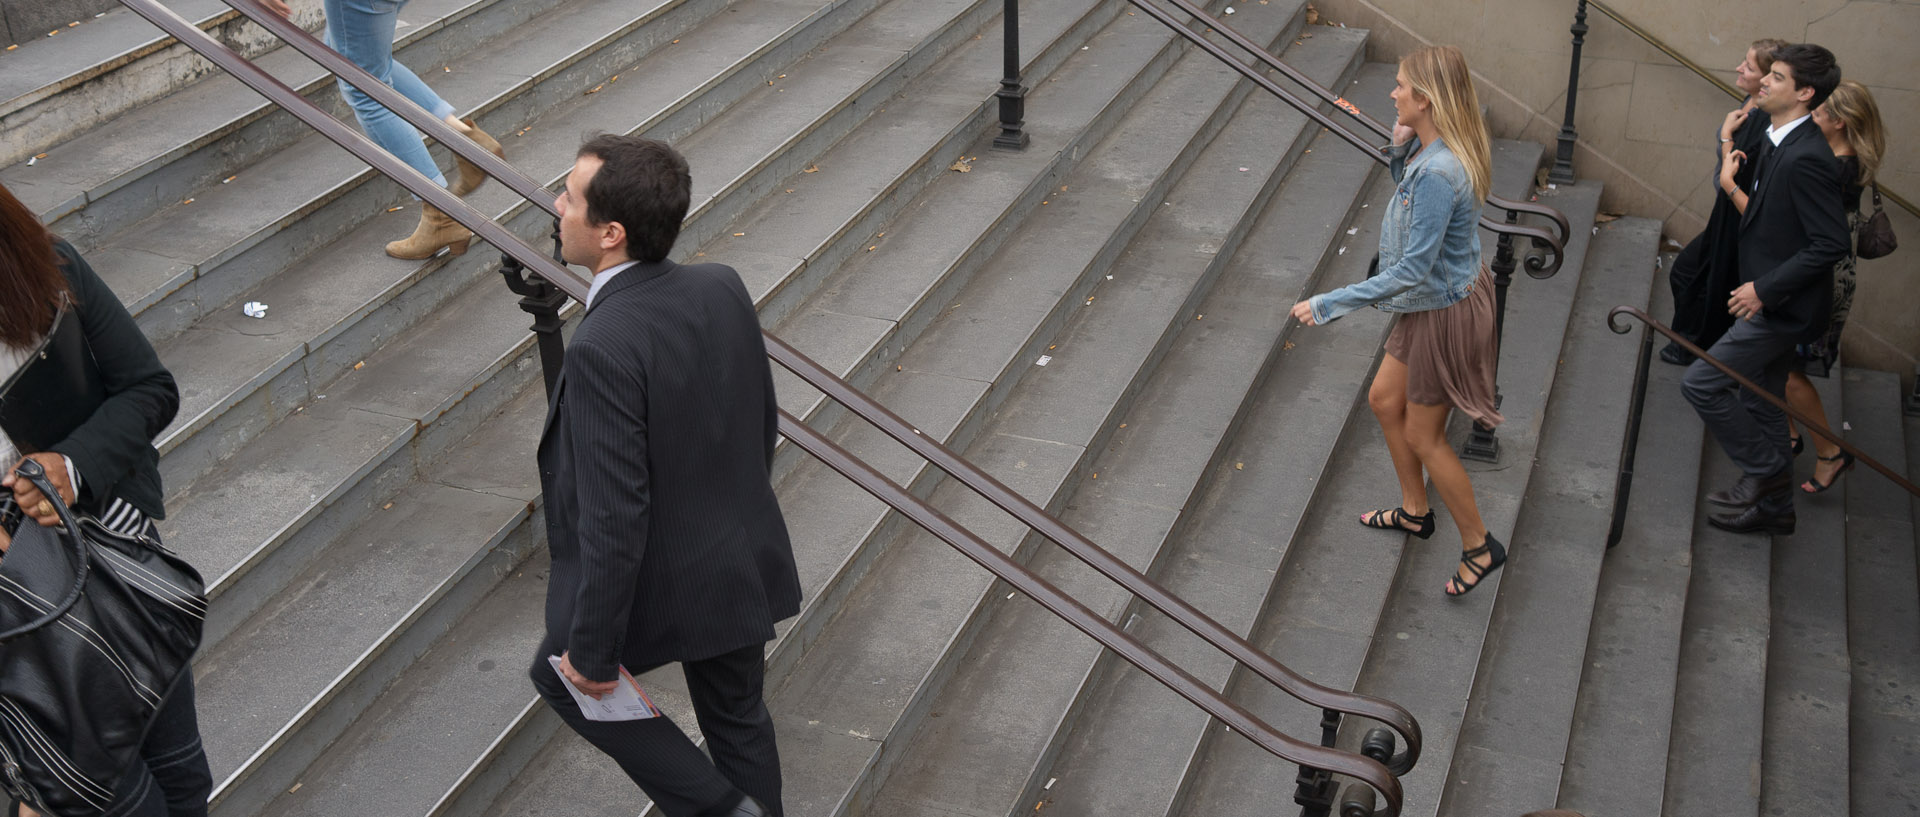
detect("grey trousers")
[1681,313,1798,513]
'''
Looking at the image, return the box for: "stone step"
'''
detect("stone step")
[0,0,270,168]
[5,0,564,248]
[237,1,1260,814]
[1847,371,1920,815]
[1155,100,1594,817]
[1762,371,1850,816]
[1435,214,1663,815]
[1554,253,1702,817]
[199,379,548,817]
[147,0,995,505]
[870,91,1379,817]
[1662,451,1770,816]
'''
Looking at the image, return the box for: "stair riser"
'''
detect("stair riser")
[767,2,1196,488]
[193,337,545,654]
[428,702,564,817]
[1002,119,1374,817]
[42,0,557,246]
[208,508,547,817]
[156,245,496,494]
[1,8,277,168]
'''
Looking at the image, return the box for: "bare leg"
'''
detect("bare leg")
[1785,370,1846,484]
[1403,401,1493,587]
[1368,353,1430,518]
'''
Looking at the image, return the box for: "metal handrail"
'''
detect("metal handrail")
[1575,0,1917,221]
[1607,306,1920,547]
[120,0,1414,812]
[1151,0,1572,271]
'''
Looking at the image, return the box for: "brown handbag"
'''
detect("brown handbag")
[1857,184,1897,259]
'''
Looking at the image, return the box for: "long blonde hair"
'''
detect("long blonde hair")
[1401,45,1492,200]
[1822,80,1885,187]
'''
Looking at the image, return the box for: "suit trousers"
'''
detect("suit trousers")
[531,639,783,817]
[1682,314,1798,513]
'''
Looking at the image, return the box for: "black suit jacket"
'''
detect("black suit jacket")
[537,260,799,682]
[1736,119,1850,342]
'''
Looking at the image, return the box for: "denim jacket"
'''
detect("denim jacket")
[1309,137,1483,325]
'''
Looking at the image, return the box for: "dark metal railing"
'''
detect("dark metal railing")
[1606,307,1920,547]
[1557,0,1917,219]
[1036,0,1571,464]
[120,1,1418,813]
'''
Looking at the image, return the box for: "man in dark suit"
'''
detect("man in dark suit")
[531,134,800,817]
[1682,43,1848,535]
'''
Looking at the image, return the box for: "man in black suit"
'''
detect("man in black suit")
[1682,43,1848,535]
[531,134,799,817]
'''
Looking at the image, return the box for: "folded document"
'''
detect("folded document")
[548,655,663,722]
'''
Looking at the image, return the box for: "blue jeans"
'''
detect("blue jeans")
[325,0,455,188]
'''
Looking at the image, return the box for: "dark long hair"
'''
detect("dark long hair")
[0,183,68,349]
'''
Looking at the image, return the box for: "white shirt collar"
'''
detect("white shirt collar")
[1766,113,1811,146]
[586,260,641,309]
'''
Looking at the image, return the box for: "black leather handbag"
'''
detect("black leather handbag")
[0,459,205,816]
[1857,184,1897,260]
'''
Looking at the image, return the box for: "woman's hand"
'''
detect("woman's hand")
[1290,300,1318,327]
[263,0,293,18]
[1391,123,1416,147]
[1719,149,1746,193]
[4,453,76,527]
[1720,107,1749,143]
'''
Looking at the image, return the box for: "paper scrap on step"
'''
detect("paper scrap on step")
[243,301,269,319]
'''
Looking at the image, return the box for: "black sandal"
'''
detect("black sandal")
[1790,435,1804,456]
[1444,534,1507,597]
[1359,507,1435,539]
[1801,451,1855,494]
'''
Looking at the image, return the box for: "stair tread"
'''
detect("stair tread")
[1438,215,1663,816]
[1662,453,1770,816]
[868,71,1378,814]
[1847,370,1920,816]
[1554,254,1702,817]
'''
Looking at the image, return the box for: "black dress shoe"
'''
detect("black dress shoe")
[727,796,770,817]
[1658,342,1695,366]
[1709,504,1796,535]
[1706,469,1791,509]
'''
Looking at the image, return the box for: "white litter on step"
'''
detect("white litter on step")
[242,301,269,318]
[1036,355,1052,366]
[1337,246,1347,255]
[1843,421,1853,431]
[1346,227,1358,235]
[1224,6,1234,12]
[1046,778,1057,790]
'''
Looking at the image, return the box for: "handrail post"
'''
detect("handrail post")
[1462,213,1517,462]
[1293,708,1343,817]
[993,0,1029,150]
[1549,0,1588,185]
[498,217,570,396]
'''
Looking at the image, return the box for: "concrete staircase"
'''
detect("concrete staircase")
[4,0,1917,815]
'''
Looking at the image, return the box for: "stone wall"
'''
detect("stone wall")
[1310,0,1918,388]
[2,0,122,46]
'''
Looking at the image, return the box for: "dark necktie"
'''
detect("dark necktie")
[1749,138,1775,193]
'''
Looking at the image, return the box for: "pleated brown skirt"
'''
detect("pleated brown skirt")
[1384,266,1504,428]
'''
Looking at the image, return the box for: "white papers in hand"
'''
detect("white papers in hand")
[548,655,662,722]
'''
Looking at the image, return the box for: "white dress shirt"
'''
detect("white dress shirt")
[586,260,641,310]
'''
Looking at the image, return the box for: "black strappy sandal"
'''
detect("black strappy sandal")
[1801,451,1856,494]
[1359,507,1435,539]
[1790,434,1804,456]
[1444,534,1507,597]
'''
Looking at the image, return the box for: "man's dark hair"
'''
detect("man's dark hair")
[1770,43,1841,110]
[576,135,692,263]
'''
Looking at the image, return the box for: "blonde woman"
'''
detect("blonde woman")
[1722,80,1884,493]
[1289,45,1506,597]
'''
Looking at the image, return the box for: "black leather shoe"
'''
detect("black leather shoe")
[1706,469,1792,509]
[1709,504,1796,535]
[1658,342,1695,366]
[727,796,770,817]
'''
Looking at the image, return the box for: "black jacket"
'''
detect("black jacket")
[537,260,799,681]
[23,240,179,519]
[1736,120,1850,342]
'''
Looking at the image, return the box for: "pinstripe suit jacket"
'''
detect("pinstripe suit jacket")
[537,260,799,681]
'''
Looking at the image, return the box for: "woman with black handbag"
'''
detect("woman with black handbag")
[0,182,211,817]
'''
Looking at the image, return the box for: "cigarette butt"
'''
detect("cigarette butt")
[353,361,366,370]
[867,246,876,251]
[383,502,393,510]
[610,75,619,82]
[733,232,746,237]
[6,45,17,51]
[443,66,450,72]
[672,38,679,43]
[387,206,404,212]
[182,198,195,204]
[896,365,902,371]
[48,30,59,37]
[223,175,238,183]
[34,153,47,159]
[288,783,302,794]
[69,21,80,27]
[587,84,603,94]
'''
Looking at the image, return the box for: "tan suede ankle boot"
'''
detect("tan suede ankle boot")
[449,118,505,197]
[385,204,471,260]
